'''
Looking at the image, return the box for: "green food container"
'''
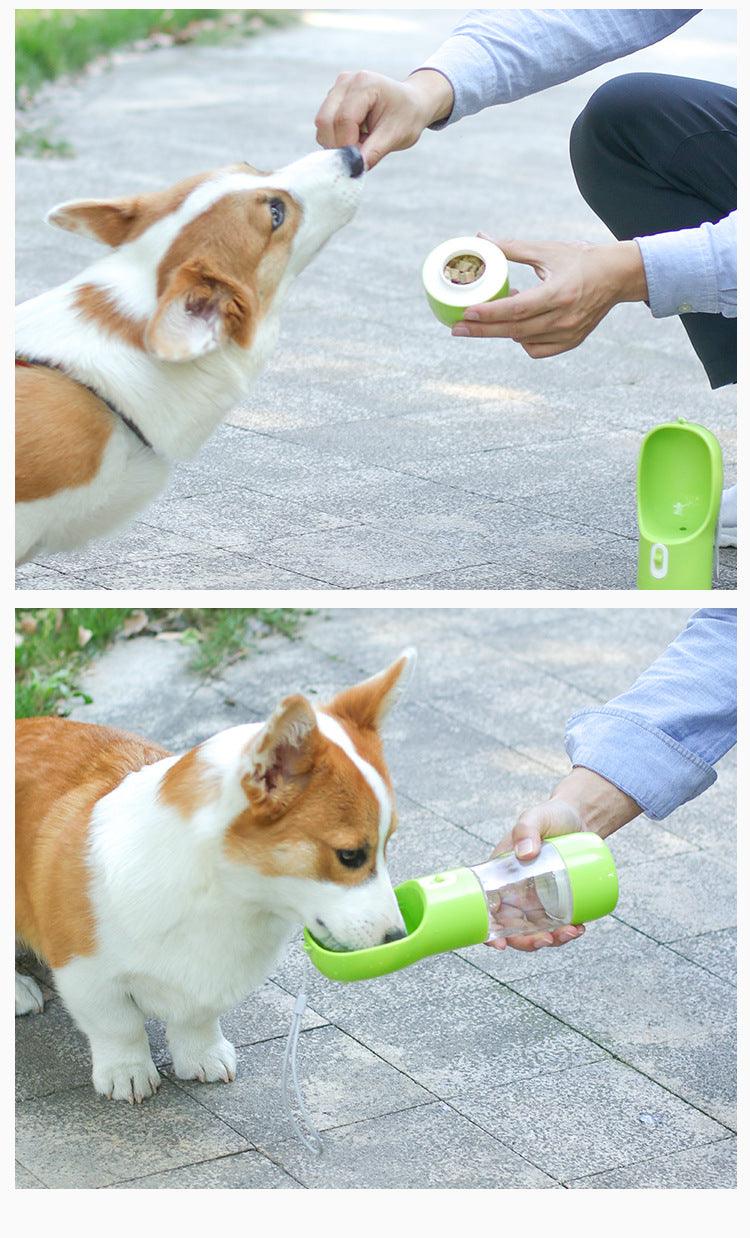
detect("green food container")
[637,419,723,590]
[422,235,510,326]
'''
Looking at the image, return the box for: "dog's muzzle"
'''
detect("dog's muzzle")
[340,145,365,179]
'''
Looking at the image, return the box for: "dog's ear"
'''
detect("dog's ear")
[145,259,257,362]
[326,649,417,732]
[242,695,322,822]
[45,196,142,247]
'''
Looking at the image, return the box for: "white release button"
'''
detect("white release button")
[650,542,669,579]
[678,302,693,313]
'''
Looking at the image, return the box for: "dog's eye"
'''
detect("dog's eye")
[269,198,285,230]
[336,848,368,869]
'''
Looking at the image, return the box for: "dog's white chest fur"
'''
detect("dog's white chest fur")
[65,755,293,1020]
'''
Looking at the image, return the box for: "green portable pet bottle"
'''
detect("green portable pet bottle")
[304,833,618,983]
[637,419,723,590]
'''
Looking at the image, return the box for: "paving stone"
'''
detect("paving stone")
[32,523,207,574]
[142,487,349,555]
[15,1079,250,1189]
[304,605,596,665]
[600,819,696,869]
[262,1101,558,1189]
[15,1162,46,1189]
[612,850,736,943]
[15,994,94,1102]
[457,908,628,987]
[153,426,361,505]
[451,1057,726,1184]
[376,561,541,589]
[717,550,736,590]
[668,928,736,986]
[84,549,325,590]
[173,1025,431,1146]
[571,1135,736,1188]
[231,363,423,433]
[216,640,365,719]
[114,1150,302,1189]
[543,538,640,591]
[399,634,595,768]
[508,922,736,1127]
[255,524,490,589]
[14,562,102,589]
[660,762,737,851]
[273,947,606,1100]
[280,399,586,464]
[304,606,470,669]
[383,700,560,829]
[399,430,642,517]
[69,638,235,751]
[387,795,490,885]
[475,606,692,698]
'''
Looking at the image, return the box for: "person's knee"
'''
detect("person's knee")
[576,72,658,174]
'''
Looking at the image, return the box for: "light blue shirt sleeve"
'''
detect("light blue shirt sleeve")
[636,212,737,318]
[564,609,736,820]
[419,9,700,120]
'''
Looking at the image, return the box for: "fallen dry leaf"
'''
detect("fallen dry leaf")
[19,615,38,634]
[78,626,93,648]
[122,610,149,638]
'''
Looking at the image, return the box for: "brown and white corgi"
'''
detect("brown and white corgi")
[15,651,413,1103]
[15,146,364,564]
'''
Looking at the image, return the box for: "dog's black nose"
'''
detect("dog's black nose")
[383,926,407,944]
[341,145,365,178]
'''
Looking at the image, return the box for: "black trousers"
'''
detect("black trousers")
[569,72,736,389]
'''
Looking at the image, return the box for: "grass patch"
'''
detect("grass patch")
[15,608,130,718]
[180,607,307,676]
[15,125,75,159]
[15,607,310,719]
[16,9,296,103]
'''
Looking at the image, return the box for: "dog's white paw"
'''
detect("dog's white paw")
[172,1036,237,1084]
[93,1057,161,1103]
[15,972,44,1016]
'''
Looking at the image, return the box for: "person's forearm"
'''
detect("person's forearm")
[549,768,642,838]
[407,68,455,128]
[419,8,699,126]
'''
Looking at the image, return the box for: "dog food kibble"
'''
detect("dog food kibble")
[443,253,486,285]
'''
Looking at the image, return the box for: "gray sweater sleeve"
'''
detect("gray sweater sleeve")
[418,8,699,125]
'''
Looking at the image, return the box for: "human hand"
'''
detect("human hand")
[451,236,648,357]
[486,799,587,953]
[315,69,454,169]
[487,768,641,953]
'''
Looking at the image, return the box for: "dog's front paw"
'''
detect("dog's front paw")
[93,1057,161,1103]
[172,1036,237,1084]
[15,972,44,1016]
